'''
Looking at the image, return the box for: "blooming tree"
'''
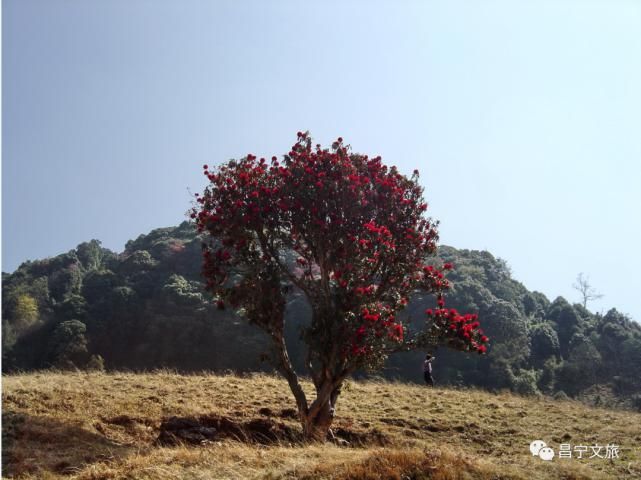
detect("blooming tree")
[192,132,488,440]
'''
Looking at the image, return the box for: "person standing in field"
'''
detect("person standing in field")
[423,353,435,386]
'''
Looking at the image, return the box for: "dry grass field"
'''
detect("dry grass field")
[2,371,640,479]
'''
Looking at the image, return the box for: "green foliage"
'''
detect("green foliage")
[484,300,529,361]
[2,321,18,360]
[48,263,83,300]
[76,240,112,271]
[161,275,203,307]
[46,320,90,369]
[55,294,88,321]
[537,358,559,393]
[530,323,560,366]
[523,291,549,318]
[86,354,105,371]
[512,369,540,396]
[12,294,39,331]
[547,297,582,356]
[81,270,119,304]
[553,390,570,401]
[119,250,158,275]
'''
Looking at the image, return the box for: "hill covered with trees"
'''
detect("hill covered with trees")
[3,222,640,410]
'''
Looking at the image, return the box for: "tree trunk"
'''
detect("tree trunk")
[270,326,346,442]
[302,402,333,440]
[300,382,342,441]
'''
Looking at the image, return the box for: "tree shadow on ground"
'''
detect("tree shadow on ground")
[2,411,132,477]
[156,411,390,447]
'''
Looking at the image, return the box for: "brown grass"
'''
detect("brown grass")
[2,371,640,479]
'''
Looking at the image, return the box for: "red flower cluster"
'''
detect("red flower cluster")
[192,132,486,365]
[420,264,451,294]
[346,304,406,358]
[425,305,489,354]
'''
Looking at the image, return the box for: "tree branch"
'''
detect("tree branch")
[271,331,309,418]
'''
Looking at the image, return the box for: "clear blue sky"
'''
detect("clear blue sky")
[3,0,640,320]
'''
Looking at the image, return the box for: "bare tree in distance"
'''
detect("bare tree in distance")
[573,273,604,309]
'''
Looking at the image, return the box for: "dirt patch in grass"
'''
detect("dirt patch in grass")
[332,426,390,446]
[156,413,391,448]
[156,414,300,445]
[280,407,299,419]
[101,414,155,428]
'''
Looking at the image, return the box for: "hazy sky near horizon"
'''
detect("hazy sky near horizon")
[3,0,641,320]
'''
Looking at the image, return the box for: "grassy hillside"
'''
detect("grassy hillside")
[3,373,640,479]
